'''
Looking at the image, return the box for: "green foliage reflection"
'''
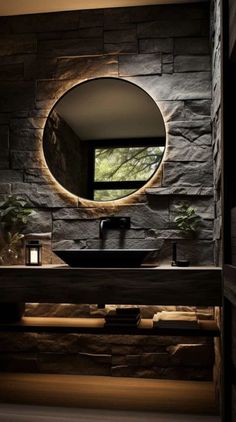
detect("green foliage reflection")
[95,146,164,182]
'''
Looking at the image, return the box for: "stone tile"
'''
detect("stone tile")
[162,63,173,74]
[0,126,9,149]
[166,119,211,142]
[162,162,213,187]
[157,101,185,123]
[146,187,214,196]
[162,54,173,64]
[130,3,209,23]
[119,53,161,76]
[11,182,78,208]
[86,238,164,250]
[53,208,111,220]
[37,28,103,41]
[184,100,211,118]
[126,352,170,367]
[0,157,9,169]
[11,11,80,33]
[38,38,103,57]
[0,170,23,182]
[0,333,38,352]
[159,239,214,266]
[174,55,211,72]
[104,43,138,54]
[165,145,212,162]
[11,151,45,169]
[139,38,173,54]
[147,228,213,241]
[104,28,137,44]
[0,353,39,373]
[171,196,214,218]
[167,343,214,367]
[53,220,98,241]
[0,63,24,80]
[24,168,53,184]
[0,114,10,125]
[111,364,212,380]
[38,352,111,376]
[36,80,78,102]
[126,72,211,101]
[0,184,11,194]
[11,117,46,130]
[55,56,118,80]
[10,129,43,151]
[104,8,134,30]
[137,19,209,39]
[0,34,37,56]
[174,37,210,55]
[23,210,52,233]
[24,55,57,80]
[0,81,35,112]
[78,10,103,28]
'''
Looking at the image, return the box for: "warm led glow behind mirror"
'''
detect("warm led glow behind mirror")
[43,77,166,202]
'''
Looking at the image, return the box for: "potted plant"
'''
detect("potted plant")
[172,202,201,266]
[0,195,33,265]
[174,202,201,235]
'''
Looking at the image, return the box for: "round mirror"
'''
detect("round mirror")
[43,77,166,202]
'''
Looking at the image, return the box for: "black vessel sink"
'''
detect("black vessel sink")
[53,249,158,268]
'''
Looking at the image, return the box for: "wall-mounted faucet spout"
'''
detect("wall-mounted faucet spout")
[99,217,130,239]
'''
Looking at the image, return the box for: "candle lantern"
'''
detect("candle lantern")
[25,240,42,266]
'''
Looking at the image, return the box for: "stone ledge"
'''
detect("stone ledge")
[146,187,214,196]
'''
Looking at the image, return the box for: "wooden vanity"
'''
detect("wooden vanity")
[0,265,222,337]
[0,265,222,306]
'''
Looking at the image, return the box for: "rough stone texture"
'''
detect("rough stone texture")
[55,56,118,80]
[174,55,211,72]
[10,129,43,151]
[11,151,46,169]
[174,38,210,55]
[119,53,161,76]
[163,162,213,187]
[137,19,209,39]
[167,343,214,367]
[165,146,212,162]
[38,38,103,57]
[130,3,209,23]
[0,34,37,56]
[0,81,35,112]
[211,0,222,268]
[111,365,212,380]
[0,3,216,381]
[38,353,111,376]
[127,72,211,101]
[104,42,138,54]
[139,38,173,53]
[104,28,137,44]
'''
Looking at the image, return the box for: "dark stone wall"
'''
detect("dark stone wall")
[0,3,216,380]
[0,3,214,265]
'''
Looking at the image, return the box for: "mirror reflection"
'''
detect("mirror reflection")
[43,78,166,201]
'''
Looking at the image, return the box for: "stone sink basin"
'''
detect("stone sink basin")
[53,249,158,268]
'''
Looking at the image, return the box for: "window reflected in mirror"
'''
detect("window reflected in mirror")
[43,78,166,202]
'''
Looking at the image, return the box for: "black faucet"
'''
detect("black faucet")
[99,217,130,239]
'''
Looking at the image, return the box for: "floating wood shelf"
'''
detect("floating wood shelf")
[0,317,220,336]
[0,265,222,306]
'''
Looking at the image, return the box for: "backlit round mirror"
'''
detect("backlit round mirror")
[43,77,166,202]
